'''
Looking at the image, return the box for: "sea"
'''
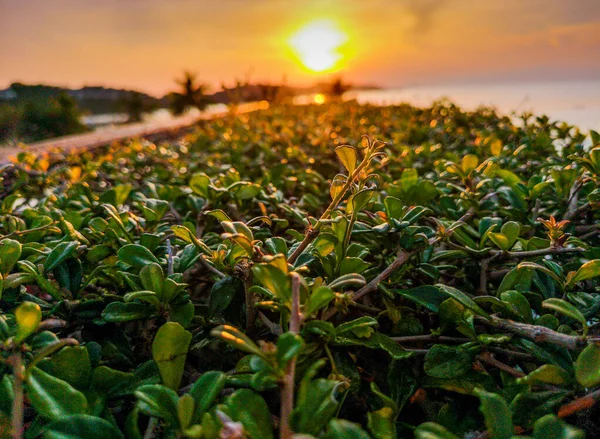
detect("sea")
[346,79,600,134]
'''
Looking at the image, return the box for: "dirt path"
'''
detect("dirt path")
[0,103,263,164]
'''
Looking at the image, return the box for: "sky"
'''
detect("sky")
[1,0,599,96]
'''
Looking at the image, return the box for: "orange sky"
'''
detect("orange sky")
[1,0,599,96]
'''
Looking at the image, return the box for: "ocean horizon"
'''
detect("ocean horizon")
[347,79,600,134]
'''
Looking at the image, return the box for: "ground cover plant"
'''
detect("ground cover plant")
[1,101,600,438]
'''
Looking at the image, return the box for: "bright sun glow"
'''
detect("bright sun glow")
[289,19,347,72]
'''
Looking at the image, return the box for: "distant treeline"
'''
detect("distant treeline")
[0,76,376,143]
[1,83,166,115]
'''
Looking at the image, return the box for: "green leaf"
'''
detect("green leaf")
[339,257,370,275]
[177,394,195,429]
[44,241,78,271]
[0,238,21,274]
[518,261,565,286]
[330,174,347,200]
[461,154,479,174]
[436,284,490,318]
[291,378,343,435]
[117,244,159,268]
[335,316,378,337]
[542,298,587,336]
[334,332,412,360]
[0,375,14,415]
[575,344,600,388]
[189,172,211,198]
[383,196,403,219]
[518,364,570,386]
[347,189,374,215]
[252,255,290,303]
[27,367,88,421]
[152,322,192,390]
[228,181,262,200]
[135,384,179,426]
[313,233,337,256]
[91,366,134,396]
[276,333,304,367]
[424,344,474,378]
[487,232,511,251]
[204,209,232,222]
[414,422,460,439]
[44,414,124,439]
[209,276,241,316]
[99,184,132,207]
[328,273,366,290]
[498,266,533,294]
[367,407,395,439]
[566,260,600,288]
[188,371,226,423]
[226,389,274,439]
[211,325,264,358]
[170,225,212,255]
[139,262,164,296]
[500,221,520,248]
[45,346,92,390]
[400,168,418,191]
[475,389,513,439]
[123,291,161,308]
[500,290,532,323]
[14,301,42,343]
[305,286,335,316]
[335,145,357,175]
[532,414,584,439]
[394,286,447,312]
[101,301,155,322]
[325,419,371,439]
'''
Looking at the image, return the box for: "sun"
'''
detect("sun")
[288,19,347,72]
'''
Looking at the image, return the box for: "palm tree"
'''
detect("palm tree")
[329,76,350,98]
[169,72,211,115]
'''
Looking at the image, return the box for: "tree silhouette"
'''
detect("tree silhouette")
[169,72,211,115]
[119,92,156,123]
[329,76,350,98]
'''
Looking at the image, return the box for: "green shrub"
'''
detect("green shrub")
[17,93,87,142]
[0,103,22,143]
[0,102,599,438]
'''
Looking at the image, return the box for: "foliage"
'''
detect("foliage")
[169,72,212,115]
[0,93,88,143]
[118,92,158,123]
[1,102,600,438]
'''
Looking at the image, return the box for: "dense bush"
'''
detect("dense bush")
[1,102,600,438]
[0,94,88,144]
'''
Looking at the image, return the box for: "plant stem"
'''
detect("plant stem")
[352,250,414,302]
[199,255,226,278]
[258,311,283,335]
[477,352,525,378]
[492,246,586,259]
[0,223,58,241]
[390,335,469,344]
[478,316,598,351]
[564,202,591,221]
[324,210,475,320]
[558,387,600,418]
[324,344,338,372]
[143,417,157,439]
[288,156,370,265]
[244,275,255,331]
[166,238,174,276]
[280,274,301,439]
[11,353,23,439]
